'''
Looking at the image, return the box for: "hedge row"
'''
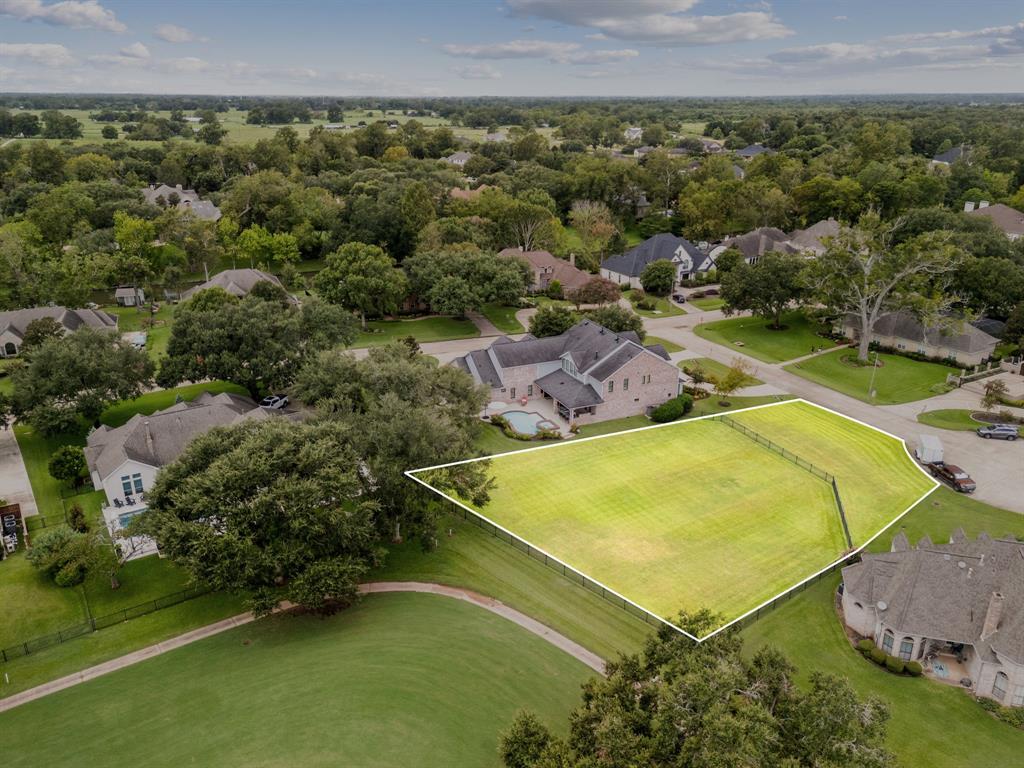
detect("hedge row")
[856,639,923,677]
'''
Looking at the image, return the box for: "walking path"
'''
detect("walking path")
[0,581,604,713]
[465,310,503,337]
[0,426,36,517]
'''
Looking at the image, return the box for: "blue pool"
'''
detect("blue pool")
[501,410,557,435]
[118,509,145,529]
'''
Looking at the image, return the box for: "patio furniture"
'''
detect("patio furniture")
[113,498,123,508]
[125,495,135,506]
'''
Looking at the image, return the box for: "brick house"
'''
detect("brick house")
[454,320,681,424]
[498,247,591,294]
[842,530,1024,706]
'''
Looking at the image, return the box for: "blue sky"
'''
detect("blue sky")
[1,0,1023,96]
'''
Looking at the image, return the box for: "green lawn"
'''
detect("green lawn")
[353,316,479,348]
[0,552,88,650]
[624,290,686,318]
[694,311,838,363]
[785,349,957,405]
[643,335,684,353]
[679,357,763,386]
[743,487,1024,768]
[688,296,726,311]
[105,303,176,361]
[0,593,593,768]
[917,409,999,433]
[481,303,525,334]
[433,400,932,629]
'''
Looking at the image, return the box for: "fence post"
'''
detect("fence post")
[832,478,853,549]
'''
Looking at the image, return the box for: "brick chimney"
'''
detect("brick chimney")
[568,252,576,267]
[981,592,1004,640]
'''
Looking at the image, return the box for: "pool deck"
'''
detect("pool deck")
[485,399,566,435]
[924,653,971,688]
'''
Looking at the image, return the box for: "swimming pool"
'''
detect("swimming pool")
[500,410,558,435]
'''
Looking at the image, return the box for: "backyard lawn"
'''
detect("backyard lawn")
[106,303,176,361]
[678,357,763,386]
[481,303,525,334]
[743,488,1024,768]
[917,409,1003,433]
[354,316,479,347]
[0,552,88,650]
[784,349,957,405]
[693,311,838,363]
[0,593,594,768]
[426,400,932,632]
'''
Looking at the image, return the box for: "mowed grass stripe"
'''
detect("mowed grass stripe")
[729,401,935,543]
[471,417,842,623]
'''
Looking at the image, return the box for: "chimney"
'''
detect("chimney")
[981,592,1005,640]
[568,252,576,267]
[979,201,990,209]
[144,420,154,453]
[964,201,975,212]
[176,184,183,191]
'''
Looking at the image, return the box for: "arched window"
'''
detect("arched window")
[993,672,1009,702]
[899,637,914,661]
[3,341,16,356]
[881,630,894,654]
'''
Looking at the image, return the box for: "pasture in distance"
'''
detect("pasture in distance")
[413,400,936,638]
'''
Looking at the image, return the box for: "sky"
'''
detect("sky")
[1,0,1023,97]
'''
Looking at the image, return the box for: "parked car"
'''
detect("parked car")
[704,287,720,296]
[926,462,976,493]
[672,293,686,303]
[259,394,289,410]
[976,424,1019,441]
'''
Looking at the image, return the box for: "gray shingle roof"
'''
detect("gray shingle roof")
[736,144,773,158]
[84,391,267,480]
[534,371,603,408]
[788,218,840,253]
[720,227,797,260]
[0,306,118,340]
[845,311,998,355]
[933,145,967,164]
[181,269,295,303]
[142,184,221,221]
[966,203,1024,237]
[843,532,1024,663]
[600,233,708,278]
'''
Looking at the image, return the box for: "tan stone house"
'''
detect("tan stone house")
[841,312,997,367]
[498,248,591,294]
[454,320,681,424]
[842,531,1024,706]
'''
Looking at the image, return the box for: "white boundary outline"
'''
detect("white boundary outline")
[405,398,940,643]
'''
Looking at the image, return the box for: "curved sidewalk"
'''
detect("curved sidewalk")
[0,581,604,713]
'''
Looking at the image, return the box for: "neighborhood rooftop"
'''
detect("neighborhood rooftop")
[181,268,294,302]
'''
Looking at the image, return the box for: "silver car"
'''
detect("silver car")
[976,424,1019,441]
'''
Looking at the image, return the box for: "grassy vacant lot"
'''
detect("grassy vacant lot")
[784,349,957,404]
[354,316,479,347]
[679,356,763,386]
[0,593,592,768]
[442,400,932,630]
[446,405,844,628]
[744,487,1024,768]
[730,401,935,543]
[694,311,838,363]
[917,408,1003,433]
[481,302,525,334]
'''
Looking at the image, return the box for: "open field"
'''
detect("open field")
[0,593,592,768]
[693,311,839,363]
[784,349,957,404]
[426,400,934,633]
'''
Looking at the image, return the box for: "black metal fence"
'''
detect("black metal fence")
[713,415,834,483]
[0,585,210,664]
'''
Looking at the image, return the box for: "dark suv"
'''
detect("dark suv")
[977,424,1019,441]
[926,462,977,493]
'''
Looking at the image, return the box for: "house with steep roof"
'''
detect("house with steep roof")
[841,311,998,367]
[443,150,473,168]
[0,306,118,358]
[842,530,1024,706]
[600,233,712,289]
[84,391,281,558]
[114,286,146,307]
[735,144,773,159]
[142,183,221,222]
[788,218,841,255]
[966,202,1024,240]
[181,268,296,304]
[454,320,681,425]
[931,145,969,166]
[709,227,797,266]
[498,247,591,294]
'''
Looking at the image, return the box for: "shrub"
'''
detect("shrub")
[26,527,91,587]
[651,394,694,423]
[885,656,905,674]
[997,706,1024,728]
[869,648,887,665]
[977,697,1001,713]
[905,661,923,677]
[546,280,563,300]
[856,639,875,655]
[535,427,562,441]
[67,502,90,533]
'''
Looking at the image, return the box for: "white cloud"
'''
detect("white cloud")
[0,41,73,66]
[585,32,608,40]
[454,63,503,80]
[163,56,208,73]
[0,0,125,32]
[506,0,791,45]
[884,22,1022,43]
[834,15,848,21]
[154,23,205,43]
[442,39,637,65]
[120,42,150,59]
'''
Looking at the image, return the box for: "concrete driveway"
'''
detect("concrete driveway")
[0,426,37,517]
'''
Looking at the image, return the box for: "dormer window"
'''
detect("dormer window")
[561,357,578,377]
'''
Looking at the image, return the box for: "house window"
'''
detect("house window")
[608,380,614,393]
[510,387,516,398]
[3,341,15,356]
[122,473,144,496]
[623,378,629,391]
[1011,686,1024,707]
[993,672,1009,701]
[121,475,132,496]
[881,630,894,654]
[899,637,914,661]
[527,385,533,396]
[561,358,578,377]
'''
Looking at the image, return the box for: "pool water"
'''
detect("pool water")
[501,410,557,435]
